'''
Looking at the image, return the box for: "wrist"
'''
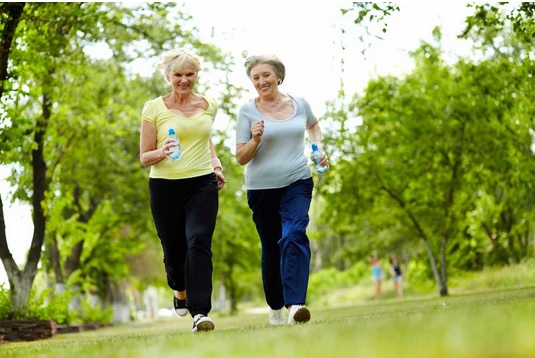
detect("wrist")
[211,157,223,171]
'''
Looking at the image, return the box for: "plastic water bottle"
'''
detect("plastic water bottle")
[311,142,328,173]
[167,128,181,161]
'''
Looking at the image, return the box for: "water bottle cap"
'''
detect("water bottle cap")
[168,128,175,135]
[311,143,318,151]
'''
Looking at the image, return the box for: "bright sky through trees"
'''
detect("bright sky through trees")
[183,0,473,114]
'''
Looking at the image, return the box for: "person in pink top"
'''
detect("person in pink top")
[369,255,383,300]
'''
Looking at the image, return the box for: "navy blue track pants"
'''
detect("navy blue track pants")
[247,177,313,309]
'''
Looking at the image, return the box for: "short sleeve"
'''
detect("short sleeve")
[142,99,156,125]
[236,105,253,145]
[206,96,218,120]
[301,98,317,127]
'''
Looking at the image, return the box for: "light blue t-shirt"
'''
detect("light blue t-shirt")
[236,94,317,190]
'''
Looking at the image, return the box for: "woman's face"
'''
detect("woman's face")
[167,64,197,95]
[249,63,279,97]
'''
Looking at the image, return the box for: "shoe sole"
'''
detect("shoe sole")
[175,309,188,317]
[194,321,215,332]
[293,307,311,323]
[270,320,286,325]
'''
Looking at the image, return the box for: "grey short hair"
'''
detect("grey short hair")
[244,54,285,85]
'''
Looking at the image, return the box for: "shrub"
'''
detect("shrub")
[308,261,370,302]
[0,283,112,325]
[79,299,113,324]
[0,283,11,320]
[28,289,77,324]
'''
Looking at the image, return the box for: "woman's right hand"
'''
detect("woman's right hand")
[235,120,264,166]
[161,138,177,158]
[251,120,264,143]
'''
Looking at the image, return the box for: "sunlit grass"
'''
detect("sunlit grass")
[449,259,535,294]
[1,286,534,358]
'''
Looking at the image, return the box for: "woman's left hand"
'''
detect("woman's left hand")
[320,152,329,168]
[215,170,227,190]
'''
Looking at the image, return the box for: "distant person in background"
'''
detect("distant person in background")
[235,54,329,326]
[389,254,403,298]
[139,48,226,333]
[369,255,383,299]
[143,286,159,319]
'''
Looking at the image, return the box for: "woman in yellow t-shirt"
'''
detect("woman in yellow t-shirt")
[139,48,226,333]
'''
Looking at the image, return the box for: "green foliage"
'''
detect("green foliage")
[320,7,535,296]
[451,258,535,292]
[308,261,369,303]
[24,289,74,324]
[211,151,263,312]
[341,2,400,34]
[463,3,535,44]
[404,260,436,293]
[0,283,112,325]
[78,300,113,325]
[309,268,349,301]
[0,284,11,320]
[3,0,535,320]
[1,1,243,314]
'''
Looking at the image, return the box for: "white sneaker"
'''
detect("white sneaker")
[287,305,311,325]
[192,314,214,332]
[269,308,285,325]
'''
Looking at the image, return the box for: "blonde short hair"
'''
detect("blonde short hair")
[156,48,201,77]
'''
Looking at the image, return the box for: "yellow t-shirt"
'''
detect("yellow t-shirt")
[142,95,218,179]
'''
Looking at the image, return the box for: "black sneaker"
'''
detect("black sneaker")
[192,314,214,332]
[173,296,188,317]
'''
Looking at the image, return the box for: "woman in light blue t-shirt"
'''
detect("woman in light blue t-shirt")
[235,54,329,326]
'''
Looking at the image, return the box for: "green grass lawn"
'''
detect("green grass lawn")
[1,286,534,358]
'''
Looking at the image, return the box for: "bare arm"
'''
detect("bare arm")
[235,120,264,165]
[306,120,329,167]
[209,138,226,190]
[139,120,175,167]
[306,120,322,148]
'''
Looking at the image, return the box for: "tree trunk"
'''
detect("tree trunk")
[0,2,25,96]
[0,0,26,317]
[107,281,131,324]
[65,240,84,277]
[8,272,34,315]
[439,234,449,294]
[6,90,51,315]
[213,274,226,313]
[227,265,238,315]
[422,238,448,296]
[49,234,64,287]
[311,240,322,272]
[382,185,450,296]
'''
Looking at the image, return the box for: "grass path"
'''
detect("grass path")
[1,286,534,357]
